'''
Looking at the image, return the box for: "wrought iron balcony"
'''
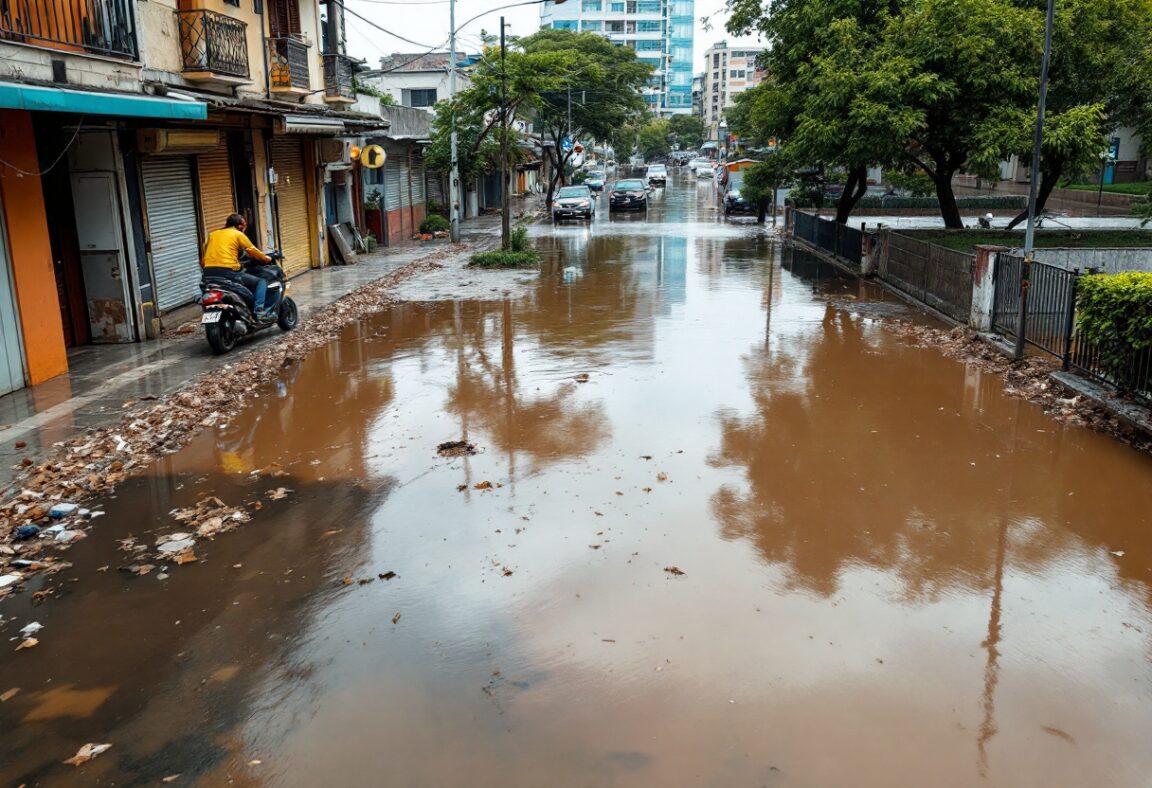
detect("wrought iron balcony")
[268,37,310,91]
[322,53,356,103]
[0,0,138,60]
[177,9,249,81]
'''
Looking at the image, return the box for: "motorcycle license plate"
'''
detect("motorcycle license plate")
[201,311,223,324]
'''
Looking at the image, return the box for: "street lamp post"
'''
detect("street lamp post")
[448,0,460,243]
[1013,0,1056,361]
[1096,150,1111,217]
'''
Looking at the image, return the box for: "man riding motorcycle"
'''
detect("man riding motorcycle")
[201,213,278,319]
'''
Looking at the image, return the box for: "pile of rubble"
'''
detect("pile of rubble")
[0,242,467,586]
[887,322,1152,453]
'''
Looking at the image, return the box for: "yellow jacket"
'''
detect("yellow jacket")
[202,227,270,271]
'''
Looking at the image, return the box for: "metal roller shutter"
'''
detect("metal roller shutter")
[383,148,402,211]
[141,156,202,311]
[398,155,412,207]
[198,141,236,240]
[411,149,425,205]
[271,137,312,277]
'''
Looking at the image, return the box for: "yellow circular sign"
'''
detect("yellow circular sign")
[361,144,386,169]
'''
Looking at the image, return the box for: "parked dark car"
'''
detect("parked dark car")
[608,179,649,213]
[552,185,595,222]
[722,173,755,215]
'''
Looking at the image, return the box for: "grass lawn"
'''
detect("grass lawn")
[904,229,1152,254]
[1062,181,1151,196]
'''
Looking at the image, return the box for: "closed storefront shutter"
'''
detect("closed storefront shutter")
[197,141,236,240]
[141,156,202,312]
[270,137,313,277]
[411,149,426,205]
[399,155,412,208]
[383,145,403,211]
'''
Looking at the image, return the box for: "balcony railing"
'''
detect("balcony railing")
[268,36,310,90]
[0,0,138,60]
[322,53,355,102]
[177,9,248,79]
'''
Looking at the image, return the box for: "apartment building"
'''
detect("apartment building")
[701,41,765,144]
[0,0,388,395]
[539,0,694,115]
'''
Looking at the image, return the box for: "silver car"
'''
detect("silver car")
[552,185,596,222]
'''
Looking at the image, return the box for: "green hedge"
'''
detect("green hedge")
[1076,272,1152,389]
[787,195,1028,210]
[470,250,541,268]
[853,195,1028,210]
[420,214,450,233]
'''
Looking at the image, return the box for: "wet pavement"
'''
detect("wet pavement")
[3,176,1152,787]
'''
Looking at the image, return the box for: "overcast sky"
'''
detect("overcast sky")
[341,0,764,75]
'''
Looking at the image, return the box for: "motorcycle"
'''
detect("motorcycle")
[199,251,298,355]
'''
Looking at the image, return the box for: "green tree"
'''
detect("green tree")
[637,118,671,160]
[666,114,707,150]
[520,29,652,197]
[987,0,1152,229]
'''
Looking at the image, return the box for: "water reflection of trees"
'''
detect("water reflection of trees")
[442,299,611,476]
[708,303,1152,600]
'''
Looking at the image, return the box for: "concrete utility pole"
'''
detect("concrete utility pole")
[500,16,510,250]
[1014,0,1056,360]
[448,0,460,243]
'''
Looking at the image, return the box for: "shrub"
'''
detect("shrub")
[427,198,448,218]
[420,214,450,234]
[510,223,530,252]
[470,250,541,268]
[1076,272,1152,390]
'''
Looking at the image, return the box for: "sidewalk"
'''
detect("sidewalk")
[0,215,504,487]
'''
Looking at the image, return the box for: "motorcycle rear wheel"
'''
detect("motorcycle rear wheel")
[205,318,237,354]
[277,297,299,331]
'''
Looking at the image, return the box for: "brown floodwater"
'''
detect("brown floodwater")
[2,179,1152,787]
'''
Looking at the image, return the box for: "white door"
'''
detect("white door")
[0,192,26,396]
[70,172,133,343]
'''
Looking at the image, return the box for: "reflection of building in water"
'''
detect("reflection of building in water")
[658,235,688,312]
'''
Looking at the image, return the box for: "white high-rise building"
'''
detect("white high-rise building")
[702,41,766,145]
[539,0,695,116]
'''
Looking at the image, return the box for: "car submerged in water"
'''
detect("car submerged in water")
[608,179,649,213]
[552,185,596,222]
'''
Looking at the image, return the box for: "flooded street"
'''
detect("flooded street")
[3,175,1152,787]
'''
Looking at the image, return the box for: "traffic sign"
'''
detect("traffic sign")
[361,144,386,169]
[561,136,573,153]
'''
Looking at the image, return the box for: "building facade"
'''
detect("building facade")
[539,0,694,116]
[358,52,475,113]
[701,42,765,144]
[0,0,384,396]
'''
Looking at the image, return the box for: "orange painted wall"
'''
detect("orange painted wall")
[0,110,69,385]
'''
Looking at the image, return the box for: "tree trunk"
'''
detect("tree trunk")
[1005,160,1063,230]
[835,165,869,223]
[756,200,768,223]
[932,168,964,229]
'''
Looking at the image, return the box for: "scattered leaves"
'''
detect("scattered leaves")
[15,638,38,651]
[392,612,402,624]
[664,566,685,576]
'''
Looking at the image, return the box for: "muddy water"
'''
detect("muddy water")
[3,179,1152,787]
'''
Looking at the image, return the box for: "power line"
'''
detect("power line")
[332,0,442,48]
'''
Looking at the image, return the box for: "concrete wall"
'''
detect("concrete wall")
[0,42,143,92]
[1031,248,1152,274]
[360,71,457,111]
[0,110,69,385]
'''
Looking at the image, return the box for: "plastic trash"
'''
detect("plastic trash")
[0,574,22,589]
[49,503,79,519]
[13,525,40,541]
[19,622,42,637]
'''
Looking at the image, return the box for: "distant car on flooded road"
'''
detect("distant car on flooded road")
[608,179,649,213]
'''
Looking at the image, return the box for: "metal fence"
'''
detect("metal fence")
[0,0,138,59]
[881,233,974,322]
[177,9,249,78]
[992,256,1152,406]
[792,211,862,268]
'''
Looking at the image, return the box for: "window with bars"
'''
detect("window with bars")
[404,88,437,106]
